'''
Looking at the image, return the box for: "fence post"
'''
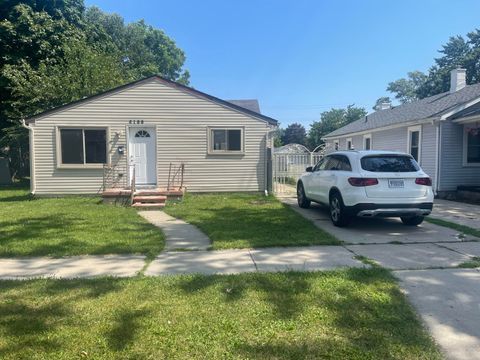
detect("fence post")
[266,148,273,194]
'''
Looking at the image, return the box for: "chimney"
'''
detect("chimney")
[376,101,392,111]
[450,68,466,93]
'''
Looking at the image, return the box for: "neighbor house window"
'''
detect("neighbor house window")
[209,128,243,153]
[364,134,372,150]
[408,126,421,162]
[346,138,353,150]
[464,125,480,165]
[333,140,339,150]
[58,128,107,166]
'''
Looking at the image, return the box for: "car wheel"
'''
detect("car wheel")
[329,192,350,227]
[297,182,311,208]
[401,216,424,226]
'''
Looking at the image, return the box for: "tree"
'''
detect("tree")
[387,71,427,103]
[307,105,367,149]
[0,0,190,177]
[373,96,391,110]
[273,128,284,147]
[282,123,306,145]
[388,29,480,100]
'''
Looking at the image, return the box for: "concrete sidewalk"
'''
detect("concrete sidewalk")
[0,246,367,279]
[0,255,146,279]
[145,246,365,275]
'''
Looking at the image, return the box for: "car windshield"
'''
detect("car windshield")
[361,155,419,172]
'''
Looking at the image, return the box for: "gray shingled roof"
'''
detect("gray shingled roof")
[324,83,480,138]
[227,99,261,114]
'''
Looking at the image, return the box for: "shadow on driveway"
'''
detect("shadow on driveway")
[281,197,478,244]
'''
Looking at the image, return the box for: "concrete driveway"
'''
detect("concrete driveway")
[395,268,480,360]
[282,197,478,244]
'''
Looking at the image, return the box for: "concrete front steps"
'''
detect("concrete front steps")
[102,187,184,209]
[132,192,167,209]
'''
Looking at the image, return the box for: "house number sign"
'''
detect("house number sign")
[129,120,144,124]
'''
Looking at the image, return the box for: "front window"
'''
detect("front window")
[59,128,107,166]
[364,135,372,150]
[209,128,243,153]
[408,126,421,162]
[361,155,420,172]
[346,138,353,150]
[465,125,480,164]
[334,140,339,150]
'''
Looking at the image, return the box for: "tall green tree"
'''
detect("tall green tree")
[282,123,307,146]
[273,128,285,147]
[307,105,367,149]
[387,71,427,103]
[388,29,480,100]
[0,0,189,177]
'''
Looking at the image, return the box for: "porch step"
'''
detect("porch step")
[132,202,166,209]
[134,190,163,196]
[133,195,167,203]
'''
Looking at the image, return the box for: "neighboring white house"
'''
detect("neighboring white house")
[23,76,278,195]
[323,69,480,196]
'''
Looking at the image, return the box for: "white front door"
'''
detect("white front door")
[129,127,156,185]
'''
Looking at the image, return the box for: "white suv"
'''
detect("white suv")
[297,150,434,227]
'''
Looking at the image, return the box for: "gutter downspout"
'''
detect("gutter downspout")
[264,127,277,196]
[21,119,35,194]
[434,120,441,195]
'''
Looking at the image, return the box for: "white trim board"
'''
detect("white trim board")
[407,125,422,165]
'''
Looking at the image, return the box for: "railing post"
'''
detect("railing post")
[167,163,172,191]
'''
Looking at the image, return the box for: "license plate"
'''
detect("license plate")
[388,179,404,188]
[388,179,405,189]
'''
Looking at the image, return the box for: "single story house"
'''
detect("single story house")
[323,69,480,197]
[23,76,278,195]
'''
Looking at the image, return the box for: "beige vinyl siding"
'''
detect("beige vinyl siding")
[32,79,271,194]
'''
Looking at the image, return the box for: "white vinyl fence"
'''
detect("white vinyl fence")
[272,152,324,195]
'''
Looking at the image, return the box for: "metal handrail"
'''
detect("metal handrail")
[129,165,136,205]
[167,162,185,191]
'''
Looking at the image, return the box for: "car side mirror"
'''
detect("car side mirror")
[306,166,313,172]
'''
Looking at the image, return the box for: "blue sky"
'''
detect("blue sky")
[86,0,480,128]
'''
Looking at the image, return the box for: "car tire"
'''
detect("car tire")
[401,216,424,226]
[329,192,350,227]
[297,182,311,209]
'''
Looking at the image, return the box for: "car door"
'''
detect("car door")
[316,156,341,203]
[308,156,333,203]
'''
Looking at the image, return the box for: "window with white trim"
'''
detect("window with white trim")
[363,134,372,150]
[346,138,353,150]
[333,140,339,150]
[58,128,107,166]
[209,128,243,153]
[407,126,421,162]
[464,124,480,164]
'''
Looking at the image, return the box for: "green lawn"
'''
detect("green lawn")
[0,185,164,258]
[165,193,340,249]
[0,269,440,359]
[426,217,480,238]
